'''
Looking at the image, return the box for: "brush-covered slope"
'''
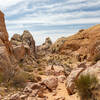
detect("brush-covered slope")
[51,24,100,61]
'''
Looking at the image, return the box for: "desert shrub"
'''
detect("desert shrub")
[23,65,33,72]
[11,71,39,88]
[11,71,27,88]
[93,52,100,62]
[0,66,16,84]
[37,67,42,71]
[25,73,38,82]
[0,72,4,83]
[39,71,44,75]
[75,74,98,100]
[19,63,33,72]
[19,63,24,68]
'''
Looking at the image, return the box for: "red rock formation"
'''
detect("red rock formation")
[0,10,12,54]
[0,10,8,41]
[0,11,16,73]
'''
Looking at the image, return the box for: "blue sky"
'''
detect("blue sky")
[0,0,100,45]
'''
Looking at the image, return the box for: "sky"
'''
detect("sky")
[0,0,100,45]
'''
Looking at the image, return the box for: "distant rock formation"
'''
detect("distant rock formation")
[38,37,52,51]
[37,37,52,58]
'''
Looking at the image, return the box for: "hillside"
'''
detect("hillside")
[51,24,100,62]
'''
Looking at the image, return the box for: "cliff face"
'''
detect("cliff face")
[0,11,17,74]
[0,10,8,42]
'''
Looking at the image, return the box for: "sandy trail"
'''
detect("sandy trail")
[41,75,80,100]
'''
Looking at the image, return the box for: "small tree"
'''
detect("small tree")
[75,74,98,100]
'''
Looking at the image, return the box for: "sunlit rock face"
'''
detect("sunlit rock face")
[11,30,37,67]
[0,10,8,42]
[0,11,17,73]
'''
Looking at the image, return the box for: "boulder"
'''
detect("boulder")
[42,76,58,91]
[65,67,86,95]
[12,45,30,61]
[58,75,66,83]
[66,61,100,95]
[81,61,100,80]
[10,93,21,100]
[13,45,26,61]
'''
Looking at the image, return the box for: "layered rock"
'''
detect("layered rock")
[0,11,18,82]
[0,11,8,42]
[11,30,37,66]
[0,11,16,66]
[37,37,52,58]
[39,37,52,51]
[22,30,36,57]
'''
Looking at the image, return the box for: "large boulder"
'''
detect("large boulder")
[42,76,58,91]
[13,45,26,61]
[65,67,85,95]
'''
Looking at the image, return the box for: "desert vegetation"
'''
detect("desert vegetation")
[75,74,99,100]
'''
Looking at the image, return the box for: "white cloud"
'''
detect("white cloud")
[0,0,25,10]
[0,0,100,45]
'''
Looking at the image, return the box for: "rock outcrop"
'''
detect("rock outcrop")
[37,37,52,58]
[11,30,37,66]
[66,67,85,95]
[51,24,100,61]
[66,61,100,95]
[39,37,52,51]
[0,11,9,42]
[0,11,17,75]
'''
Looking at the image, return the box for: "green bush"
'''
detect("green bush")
[75,74,98,100]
